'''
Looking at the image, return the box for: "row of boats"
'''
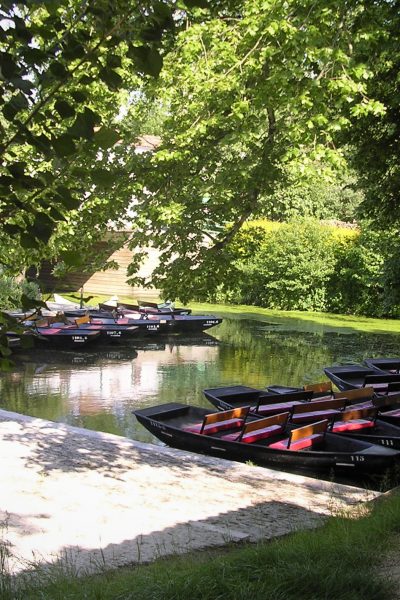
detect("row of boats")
[134,357,400,475]
[6,295,223,348]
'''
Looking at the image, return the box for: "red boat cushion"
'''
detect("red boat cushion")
[38,328,62,335]
[184,418,245,435]
[220,423,284,443]
[268,433,324,451]
[331,419,375,432]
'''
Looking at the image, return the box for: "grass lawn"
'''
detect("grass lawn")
[57,292,400,335]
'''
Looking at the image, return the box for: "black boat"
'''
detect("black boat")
[364,357,400,373]
[324,364,400,394]
[33,327,102,347]
[134,403,399,473]
[91,313,223,334]
[203,385,400,449]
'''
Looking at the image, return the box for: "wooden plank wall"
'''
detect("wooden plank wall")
[34,243,161,300]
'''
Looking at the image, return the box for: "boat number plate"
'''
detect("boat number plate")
[380,438,395,446]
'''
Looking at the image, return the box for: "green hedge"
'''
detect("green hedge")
[210,220,400,318]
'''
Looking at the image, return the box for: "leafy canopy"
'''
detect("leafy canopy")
[125,0,388,301]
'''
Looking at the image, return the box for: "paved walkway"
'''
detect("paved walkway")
[0,409,380,578]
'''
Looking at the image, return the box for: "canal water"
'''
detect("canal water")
[1,311,399,486]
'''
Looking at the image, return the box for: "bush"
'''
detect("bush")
[0,272,41,310]
[235,220,350,311]
[212,219,400,318]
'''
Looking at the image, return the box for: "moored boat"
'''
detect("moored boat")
[324,364,400,394]
[134,403,400,473]
[364,357,400,373]
[33,327,102,347]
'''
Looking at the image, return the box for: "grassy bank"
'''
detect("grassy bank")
[3,491,400,600]
[57,292,400,335]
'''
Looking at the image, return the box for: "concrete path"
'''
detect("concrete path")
[0,409,380,577]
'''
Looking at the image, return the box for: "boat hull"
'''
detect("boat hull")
[134,403,399,474]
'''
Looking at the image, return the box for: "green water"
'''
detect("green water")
[1,313,399,448]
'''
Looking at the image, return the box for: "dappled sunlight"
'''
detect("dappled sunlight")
[0,410,378,577]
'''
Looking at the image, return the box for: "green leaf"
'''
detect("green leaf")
[8,162,26,177]
[54,99,75,119]
[0,52,19,78]
[107,55,122,69]
[50,61,69,79]
[20,233,39,249]
[32,213,55,242]
[55,186,81,210]
[3,223,23,235]
[99,67,123,90]
[91,169,115,187]
[3,102,19,121]
[11,77,34,93]
[52,134,76,156]
[70,90,87,103]
[94,127,121,149]
[69,108,99,139]
[63,35,86,60]
[128,46,163,77]
[181,0,208,8]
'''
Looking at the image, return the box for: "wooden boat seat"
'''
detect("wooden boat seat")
[268,420,328,451]
[290,399,346,423]
[334,387,374,404]
[75,314,91,326]
[330,407,377,432]
[183,406,250,435]
[220,412,290,443]
[304,381,333,394]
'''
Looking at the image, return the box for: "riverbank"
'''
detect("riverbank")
[0,408,377,579]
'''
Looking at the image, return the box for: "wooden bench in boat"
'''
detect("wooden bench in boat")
[303,381,333,399]
[333,386,375,407]
[75,314,91,326]
[183,406,250,435]
[220,412,290,443]
[290,398,346,423]
[330,407,377,432]
[268,420,329,451]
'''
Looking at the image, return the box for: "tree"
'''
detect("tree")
[343,0,400,226]
[0,0,178,275]
[124,0,388,301]
[0,0,198,365]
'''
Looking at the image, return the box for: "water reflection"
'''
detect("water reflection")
[1,318,400,452]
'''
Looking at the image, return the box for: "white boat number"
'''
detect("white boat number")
[107,331,122,337]
[351,455,365,462]
[147,325,159,330]
[380,439,394,446]
[72,336,86,342]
